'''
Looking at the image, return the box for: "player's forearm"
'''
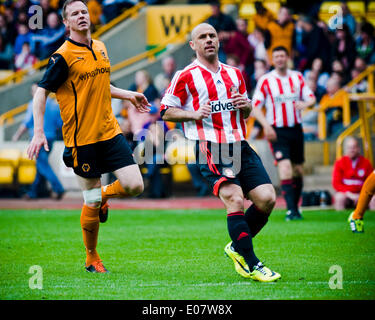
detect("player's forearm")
[110,85,133,100]
[161,107,199,122]
[301,97,316,109]
[12,124,27,141]
[251,107,270,128]
[32,87,48,135]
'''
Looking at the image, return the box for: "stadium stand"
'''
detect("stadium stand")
[1,0,375,200]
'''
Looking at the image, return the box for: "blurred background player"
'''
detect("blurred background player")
[13,82,65,200]
[251,46,316,221]
[160,23,280,282]
[27,0,150,274]
[348,171,375,233]
[332,136,374,211]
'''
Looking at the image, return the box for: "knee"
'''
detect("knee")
[334,192,346,209]
[221,189,244,209]
[253,186,276,214]
[125,180,144,197]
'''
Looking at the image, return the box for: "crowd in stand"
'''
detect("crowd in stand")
[0,0,163,71]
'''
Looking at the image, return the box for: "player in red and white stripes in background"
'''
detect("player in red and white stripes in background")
[160,23,280,282]
[251,46,316,221]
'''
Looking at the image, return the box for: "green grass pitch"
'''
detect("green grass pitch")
[0,208,374,300]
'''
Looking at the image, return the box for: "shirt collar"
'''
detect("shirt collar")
[67,38,93,49]
[194,58,222,74]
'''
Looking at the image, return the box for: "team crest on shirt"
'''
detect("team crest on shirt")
[230,85,239,94]
[100,50,109,62]
[223,168,235,178]
[82,163,90,172]
[358,169,365,177]
[275,151,283,160]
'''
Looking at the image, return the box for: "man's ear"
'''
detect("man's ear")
[189,40,195,51]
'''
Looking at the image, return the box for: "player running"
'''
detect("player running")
[251,46,316,221]
[27,0,150,273]
[160,23,280,282]
[348,170,375,233]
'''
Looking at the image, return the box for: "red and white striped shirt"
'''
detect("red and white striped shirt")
[160,59,248,143]
[252,69,315,128]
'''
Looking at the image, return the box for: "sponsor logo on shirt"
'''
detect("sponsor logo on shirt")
[274,93,300,104]
[210,99,236,113]
[79,67,111,81]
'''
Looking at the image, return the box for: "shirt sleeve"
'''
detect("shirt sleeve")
[38,53,69,93]
[160,71,188,116]
[298,73,315,101]
[252,76,267,109]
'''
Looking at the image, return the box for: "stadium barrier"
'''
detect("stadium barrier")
[335,94,375,165]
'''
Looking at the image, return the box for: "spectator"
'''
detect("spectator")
[264,6,294,64]
[12,82,65,200]
[87,0,103,30]
[303,57,329,89]
[0,33,13,69]
[129,69,159,103]
[305,70,325,102]
[39,0,56,25]
[224,18,254,76]
[350,68,367,93]
[2,5,17,45]
[332,136,375,210]
[142,119,169,198]
[299,15,332,73]
[332,24,356,73]
[355,22,375,64]
[226,54,251,92]
[251,59,268,91]
[14,41,37,71]
[354,56,367,73]
[248,27,268,65]
[154,55,176,96]
[301,73,321,140]
[207,0,236,62]
[253,1,275,32]
[341,1,356,36]
[31,11,66,60]
[127,70,160,136]
[293,15,307,70]
[0,13,11,45]
[349,57,368,93]
[16,10,28,26]
[13,23,31,55]
[320,76,344,136]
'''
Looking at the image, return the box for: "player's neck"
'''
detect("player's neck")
[197,56,220,73]
[70,30,92,47]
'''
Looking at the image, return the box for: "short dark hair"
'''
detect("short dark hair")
[272,46,289,55]
[62,0,87,19]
